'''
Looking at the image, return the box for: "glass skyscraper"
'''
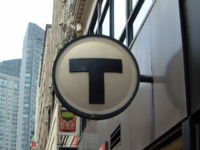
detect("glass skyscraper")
[17,23,44,150]
[0,59,21,150]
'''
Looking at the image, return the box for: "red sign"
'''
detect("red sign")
[99,142,108,150]
[71,136,79,147]
[58,106,77,132]
[32,142,36,147]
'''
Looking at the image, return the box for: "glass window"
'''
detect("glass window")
[114,0,126,39]
[94,22,98,34]
[132,0,138,10]
[133,0,153,36]
[25,83,30,87]
[102,8,110,36]
[101,0,107,12]
[123,38,127,47]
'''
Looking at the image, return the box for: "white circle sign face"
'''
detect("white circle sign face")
[53,35,140,120]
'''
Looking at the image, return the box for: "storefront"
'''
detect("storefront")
[37,0,200,149]
[76,0,200,149]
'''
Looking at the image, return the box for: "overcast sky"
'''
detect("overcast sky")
[0,0,53,61]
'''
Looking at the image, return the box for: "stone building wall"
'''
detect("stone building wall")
[36,0,97,149]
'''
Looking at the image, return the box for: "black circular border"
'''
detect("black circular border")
[52,35,140,120]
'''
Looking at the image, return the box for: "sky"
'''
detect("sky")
[0,0,53,61]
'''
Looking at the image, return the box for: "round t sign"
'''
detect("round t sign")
[53,35,139,120]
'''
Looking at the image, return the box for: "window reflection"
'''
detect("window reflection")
[89,0,154,46]
[102,8,110,36]
[114,0,126,39]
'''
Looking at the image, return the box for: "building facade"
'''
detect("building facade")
[37,0,200,150]
[36,0,94,149]
[0,59,21,150]
[17,23,45,150]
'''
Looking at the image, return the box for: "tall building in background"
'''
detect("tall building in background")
[17,23,44,150]
[0,59,21,150]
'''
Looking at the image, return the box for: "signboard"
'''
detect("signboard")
[53,35,139,120]
[31,142,36,147]
[31,142,36,150]
[58,105,77,132]
[99,142,108,150]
